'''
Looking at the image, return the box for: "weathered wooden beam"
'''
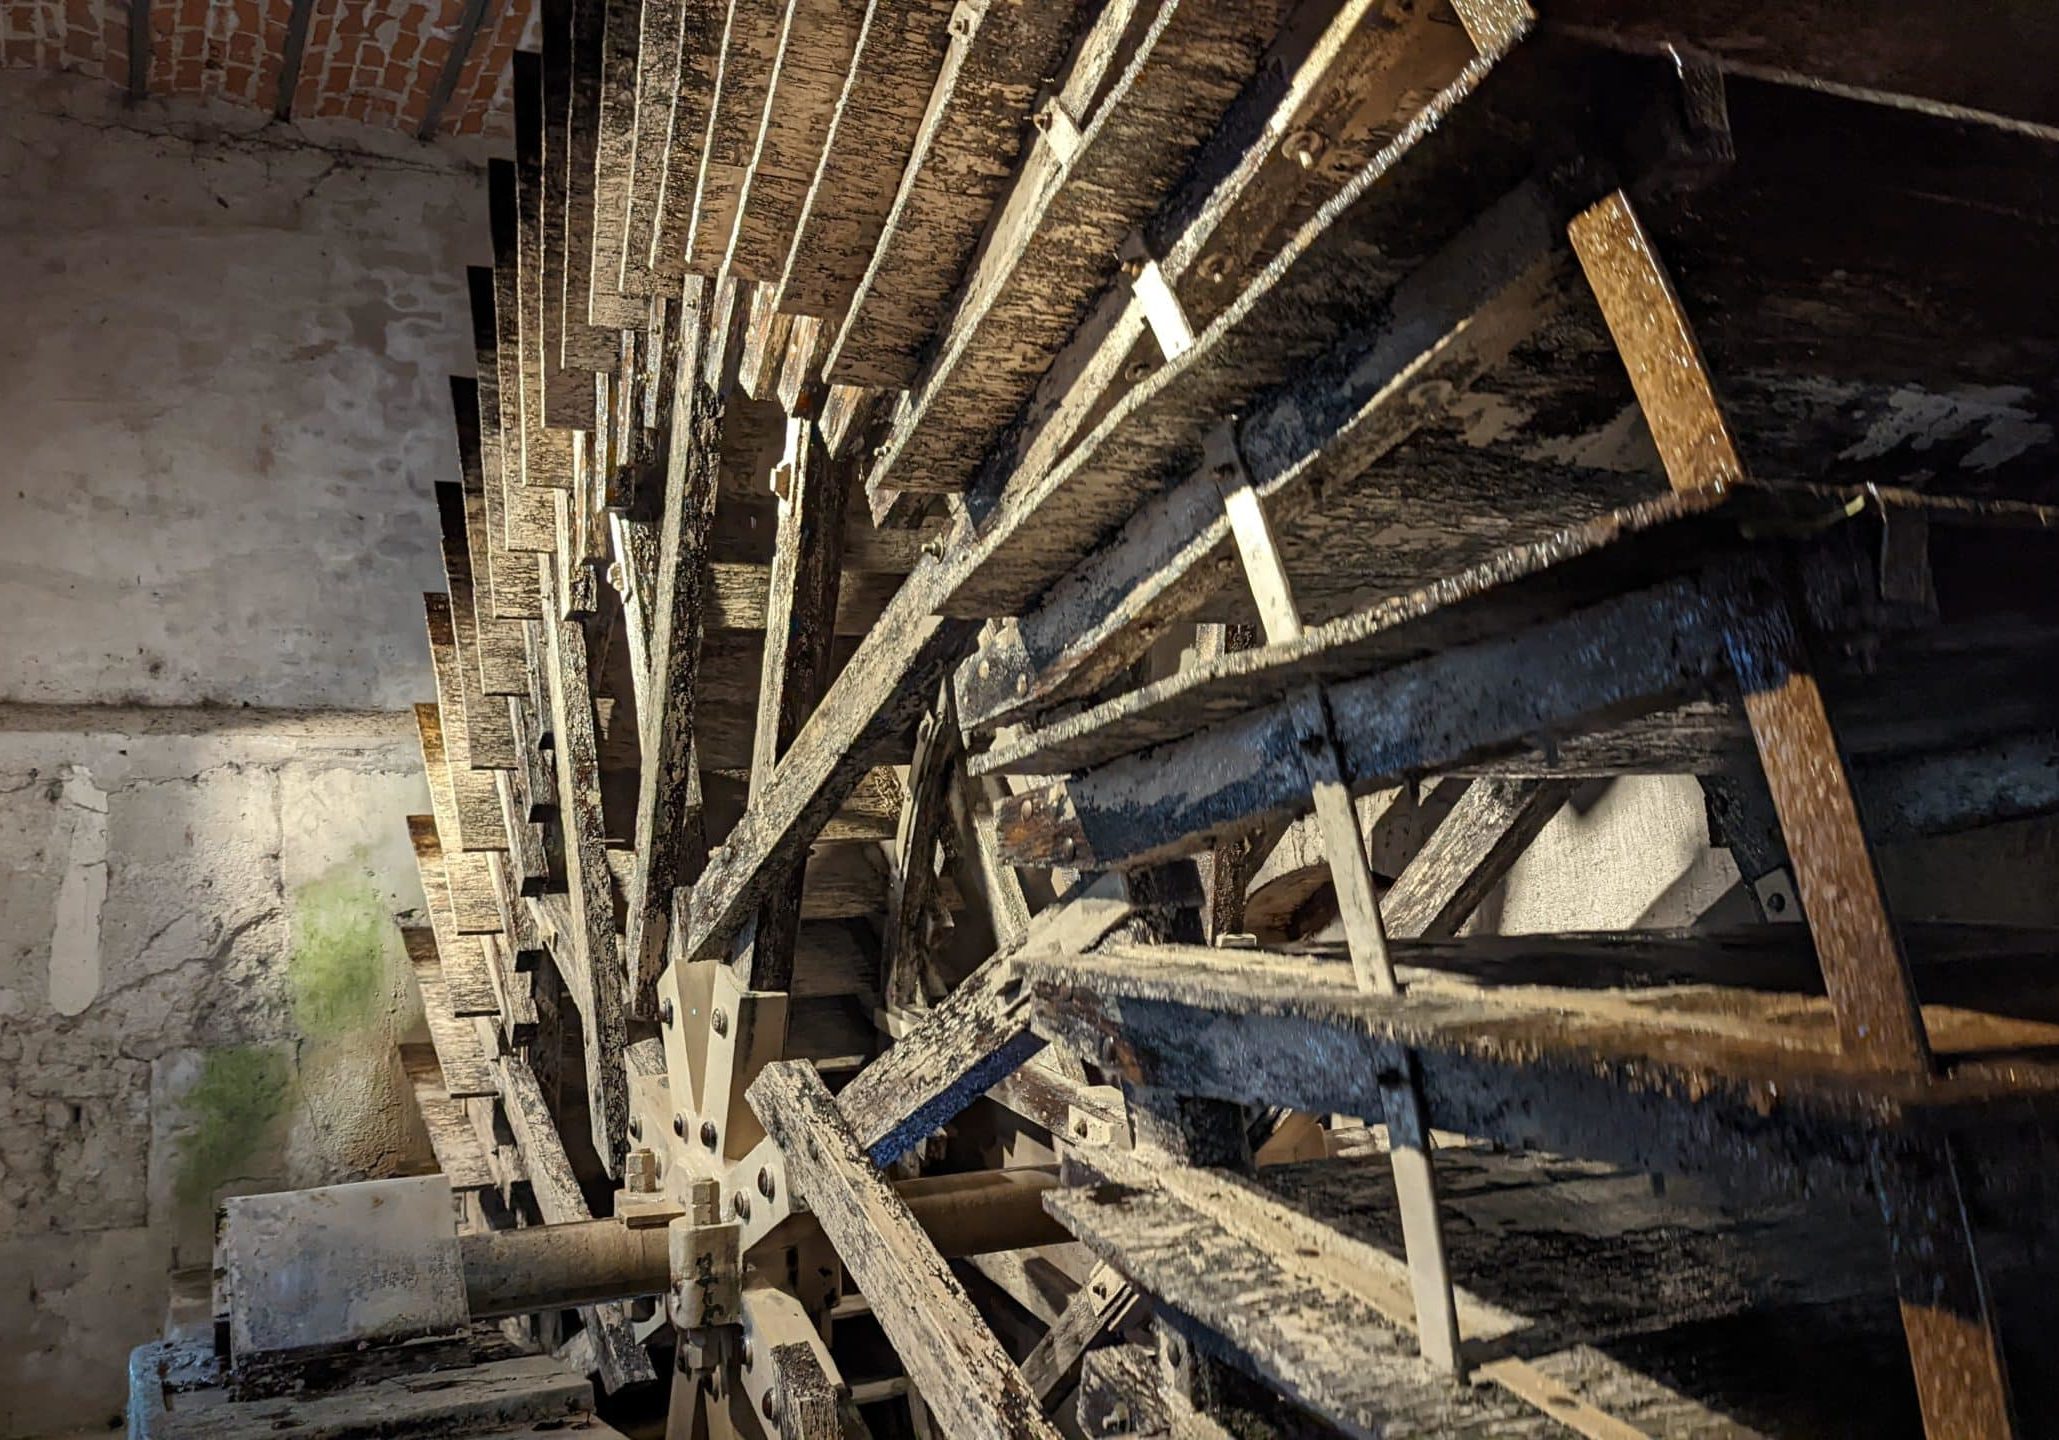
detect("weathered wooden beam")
[435,481,526,765]
[514,51,582,480]
[953,178,1579,732]
[1018,1263,1137,1403]
[824,0,1100,384]
[497,1054,656,1392]
[539,567,633,1176]
[405,935,498,1100]
[883,686,957,1008]
[399,1044,495,1192]
[450,375,538,685]
[748,1062,1064,1440]
[557,0,623,376]
[771,0,964,323]
[1379,779,1571,939]
[588,0,651,328]
[860,0,1289,496]
[1572,188,2017,1437]
[625,282,724,1017]
[723,0,866,283]
[735,418,852,991]
[680,559,976,964]
[988,569,1747,872]
[411,810,503,937]
[687,0,785,277]
[646,0,725,282]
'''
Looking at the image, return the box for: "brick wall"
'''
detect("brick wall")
[0,0,530,138]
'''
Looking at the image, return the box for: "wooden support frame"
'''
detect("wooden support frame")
[1569,186,2017,1439]
[749,1061,1063,1440]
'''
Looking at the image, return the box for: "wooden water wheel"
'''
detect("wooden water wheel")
[393,2,2059,1436]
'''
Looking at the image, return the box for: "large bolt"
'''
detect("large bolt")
[762,1393,778,1422]
[757,1166,775,1200]
[672,1113,687,1138]
[732,1190,752,1222]
[624,1148,659,1194]
[711,1007,729,1037]
[700,1120,719,1149]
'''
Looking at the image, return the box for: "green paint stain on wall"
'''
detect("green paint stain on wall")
[290,869,390,1038]
[176,1045,293,1204]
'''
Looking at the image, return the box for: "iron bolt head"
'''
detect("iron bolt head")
[732,1191,752,1221]
[700,1120,719,1149]
[757,1167,775,1199]
[712,1007,729,1037]
[660,997,675,1026]
[672,1113,687,1138]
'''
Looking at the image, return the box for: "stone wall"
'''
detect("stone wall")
[0,73,482,1436]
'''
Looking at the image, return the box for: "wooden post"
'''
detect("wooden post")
[1572,186,2017,1440]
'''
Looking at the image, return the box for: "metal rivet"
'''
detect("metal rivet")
[741,1338,754,1371]
[762,1394,778,1422]
[660,997,675,1026]
[672,1113,687,1137]
[700,1120,718,1149]
[712,1008,729,1037]
[757,1167,775,1199]
[629,1117,643,1140]
[733,1191,752,1221]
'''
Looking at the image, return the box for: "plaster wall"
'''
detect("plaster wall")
[0,73,481,1436]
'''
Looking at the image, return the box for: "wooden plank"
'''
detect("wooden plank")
[462,260,548,622]
[625,282,723,1016]
[688,0,785,276]
[410,810,503,941]
[1025,937,2059,1140]
[434,481,525,761]
[555,0,621,379]
[860,0,1289,494]
[938,22,1565,623]
[953,178,1578,731]
[988,569,1747,871]
[400,1044,497,1193]
[588,0,649,328]
[513,51,581,484]
[405,922,499,1020]
[1018,1263,1137,1403]
[770,0,960,321]
[705,562,897,634]
[414,707,517,932]
[539,567,633,1176]
[883,685,956,1008]
[748,1061,1064,1440]
[449,370,537,684]
[680,559,976,964]
[723,0,866,283]
[618,0,685,297]
[736,419,851,991]
[487,167,570,584]
[838,883,1135,1166]
[823,0,1096,383]
[646,0,725,281]
[405,938,499,1099]
[425,597,516,854]
[1378,779,1572,940]
[497,1053,657,1392]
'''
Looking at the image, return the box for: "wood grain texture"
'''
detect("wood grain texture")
[952,179,1579,733]
[749,1061,1064,1440]
[618,0,684,297]
[826,0,1093,385]
[862,0,1290,495]
[771,0,959,321]
[539,567,632,1176]
[434,481,525,762]
[449,370,537,684]
[688,0,784,275]
[588,0,651,327]
[1379,779,1571,939]
[425,597,516,857]
[646,0,725,280]
[738,420,851,990]
[681,559,976,964]
[513,52,580,484]
[724,0,867,283]
[625,286,723,1016]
